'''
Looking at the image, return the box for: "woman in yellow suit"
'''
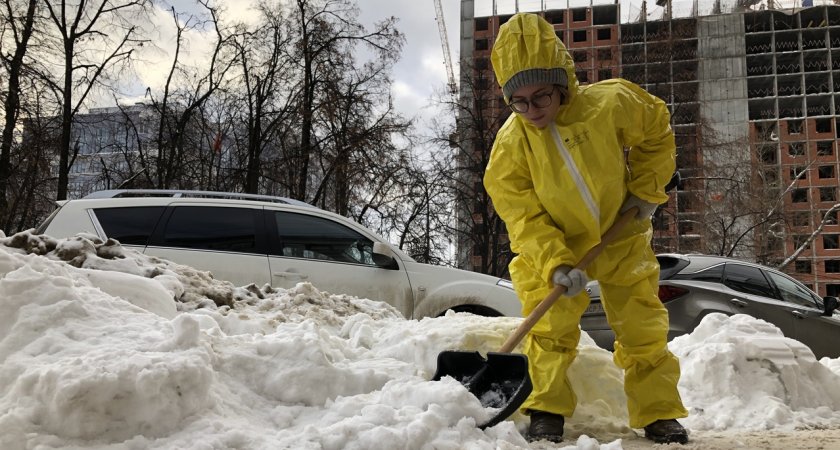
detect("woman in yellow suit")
[485,13,689,444]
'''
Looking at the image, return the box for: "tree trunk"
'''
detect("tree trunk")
[57,39,75,200]
[0,0,38,230]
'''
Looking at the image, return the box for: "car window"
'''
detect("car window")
[673,264,723,282]
[94,206,165,245]
[722,263,777,298]
[158,206,261,254]
[273,211,376,265]
[764,271,820,309]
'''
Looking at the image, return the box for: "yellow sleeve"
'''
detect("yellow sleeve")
[615,80,677,205]
[484,123,576,284]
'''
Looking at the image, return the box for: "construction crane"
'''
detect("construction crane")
[433,0,458,104]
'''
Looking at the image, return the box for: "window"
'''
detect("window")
[795,260,812,273]
[653,213,669,230]
[474,57,489,71]
[723,264,776,297]
[790,166,807,180]
[474,77,490,90]
[758,144,777,163]
[678,221,695,234]
[475,18,489,31]
[546,11,564,24]
[573,30,587,42]
[827,284,840,297]
[598,48,612,60]
[820,187,837,202]
[475,39,489,51]
[817,141,834,156]
[573,51,588,62]
[818,165,836,179]
[572,8,586,21]
[597,28,612,40]
[576,70,589,83]
[273,212,376,265]
[675,264,723,283]
[815,118,831,133]
[787,119,803,134]
[824,234,840,250]
[792,211,810,227]
[791,188,808,203]
[821,209,839,225]
[555,31,564,42]
[160,206,260,253]
[763,168,779,185]
[677,193,693,211]
[765,271,819,308]
[788,142,805,156]
[95,206,165,246]
[599,69,612,80]
[825,260,840,273]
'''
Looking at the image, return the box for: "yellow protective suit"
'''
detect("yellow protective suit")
[484,13,688,428]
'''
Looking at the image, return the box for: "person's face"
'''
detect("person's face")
[508,83,563,129]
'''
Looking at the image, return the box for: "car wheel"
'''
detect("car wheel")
[441,305,503,317]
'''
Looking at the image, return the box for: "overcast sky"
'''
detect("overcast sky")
[126,0,463,145]
[128,0,822,145]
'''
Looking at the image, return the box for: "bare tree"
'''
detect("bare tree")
[41,0,150,200]
[430,59,512,276]
[0,0,38,231]
[285,0,402,201]
[145,0,236,189]
[5,84,61,232]
[310,42,411,216]
[229,2,297,194]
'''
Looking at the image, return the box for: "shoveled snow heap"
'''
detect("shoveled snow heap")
[1,229,839,449]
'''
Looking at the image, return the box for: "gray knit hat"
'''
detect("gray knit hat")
[502,67,568,100]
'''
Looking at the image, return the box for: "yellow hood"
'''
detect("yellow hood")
[490,13,579,102]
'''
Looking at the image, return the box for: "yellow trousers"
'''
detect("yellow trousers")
[512,222,688,428]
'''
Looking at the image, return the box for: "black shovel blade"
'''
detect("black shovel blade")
[432,350,532,429]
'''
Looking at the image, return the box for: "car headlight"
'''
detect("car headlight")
[496,279,514,290]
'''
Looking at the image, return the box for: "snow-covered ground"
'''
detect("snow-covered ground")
[1,230,840,449]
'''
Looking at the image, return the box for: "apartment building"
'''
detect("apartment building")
[460,0,840,296]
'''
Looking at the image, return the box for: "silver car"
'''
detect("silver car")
[581,253,840,358]
[36,189,521,319]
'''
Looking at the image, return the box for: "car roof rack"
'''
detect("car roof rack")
[83,189,313,207]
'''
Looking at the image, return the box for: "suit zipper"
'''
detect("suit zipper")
[550,125,599,222]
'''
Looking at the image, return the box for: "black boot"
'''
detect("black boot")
[527,410,564,443]
[643,419,688,444]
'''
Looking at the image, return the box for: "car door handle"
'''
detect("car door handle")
[791,310,806,319]
[730,298,748,308]
[273,271,309,280]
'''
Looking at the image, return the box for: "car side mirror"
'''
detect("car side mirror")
[372,242,398,269]
[823,296,839,316]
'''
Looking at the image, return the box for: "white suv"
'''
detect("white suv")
[37,189,520,319]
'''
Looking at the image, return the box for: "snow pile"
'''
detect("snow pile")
[674,313,840,431]
[1,230,840,449]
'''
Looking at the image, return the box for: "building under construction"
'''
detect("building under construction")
[459,0,840,296]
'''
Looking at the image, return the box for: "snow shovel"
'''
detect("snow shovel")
[432,207,638,429]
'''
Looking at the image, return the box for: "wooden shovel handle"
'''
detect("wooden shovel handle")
[498,207,639,353]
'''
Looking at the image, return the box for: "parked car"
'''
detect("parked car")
[582,253,840,358]
[36,189,521,319]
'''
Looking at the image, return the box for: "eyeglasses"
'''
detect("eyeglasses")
[508,87,559,114]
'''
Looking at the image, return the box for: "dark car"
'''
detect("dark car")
[581,253,840,358]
